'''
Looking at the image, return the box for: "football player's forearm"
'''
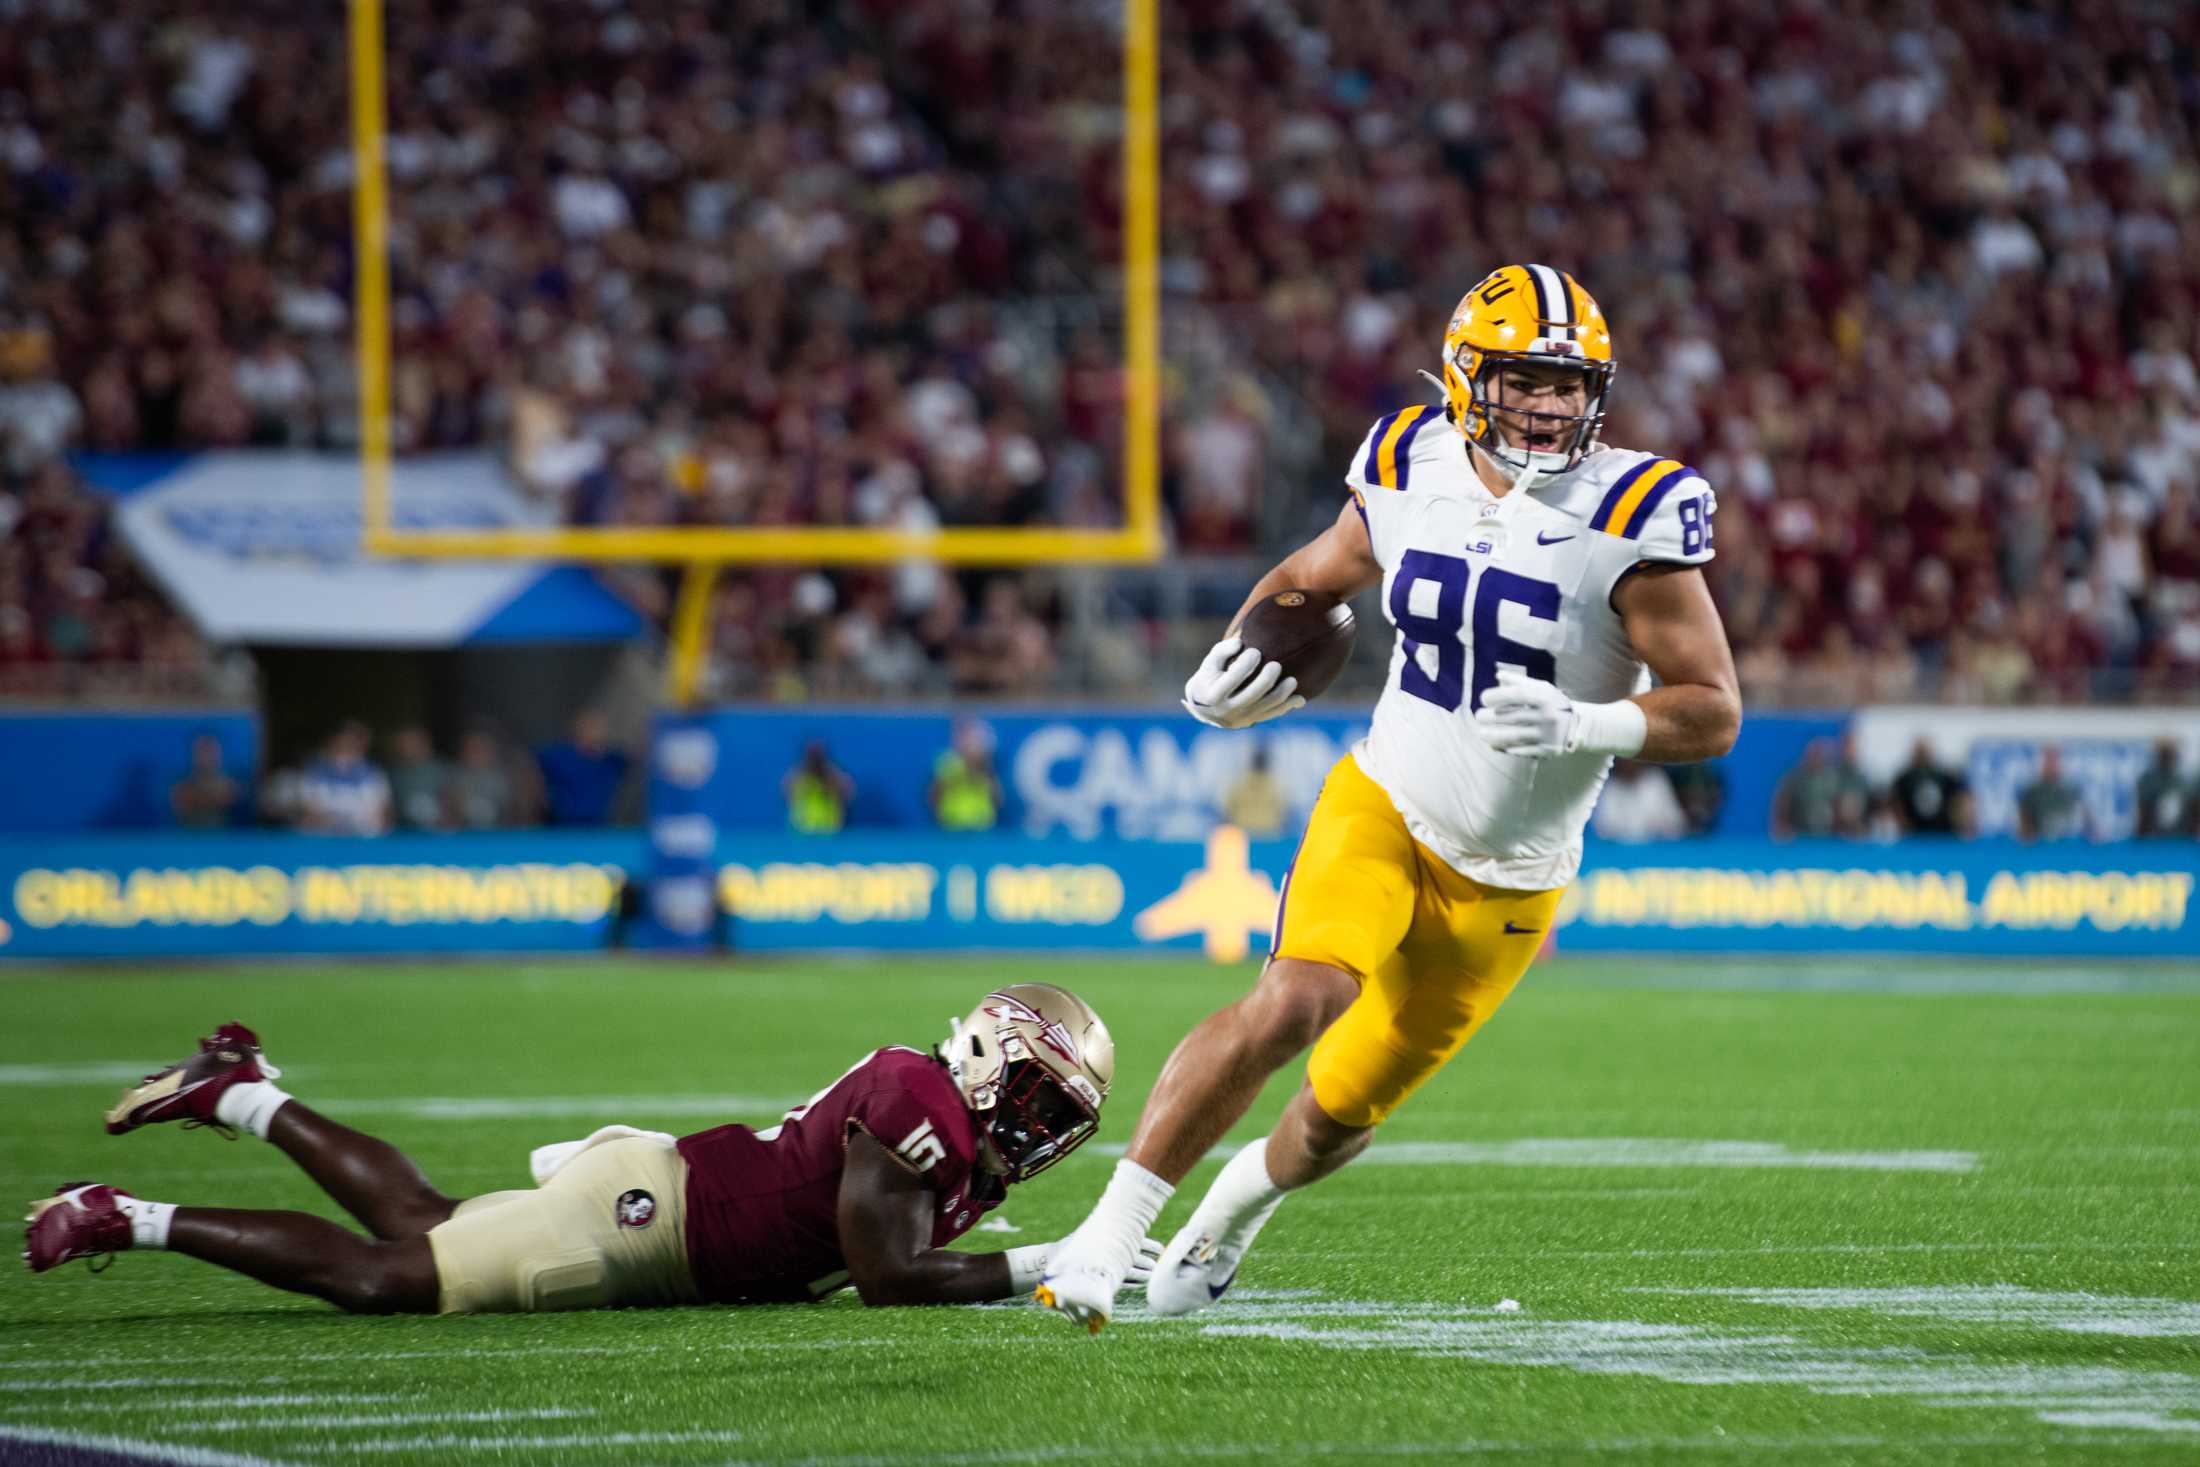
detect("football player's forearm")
[1228,509,1379,631]
[851,1248,1012,1307]
[1629,684,1741,763]
[1229,560,1302,631]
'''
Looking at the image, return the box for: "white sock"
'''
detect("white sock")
[1074,1159,1175,1263]
[117,1197,175,1250]
[1184,1136,1288,1246]
[214,1081,293,1140]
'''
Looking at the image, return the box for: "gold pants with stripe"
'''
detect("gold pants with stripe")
[1275,755,1561,1128]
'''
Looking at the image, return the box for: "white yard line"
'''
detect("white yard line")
[0,1063,174,1085]
[1548,960,2200,994]
[318,1095,792,1120]
[237,1408,593,1430]
[1,1394,400,1417]
[1092,1138,1981,1173]
[309,1428,747,1454]
[1645,1286,2200,1337]
[1261,1240,2200,1262]
[698,1434,2138,1466]
[0,1424,303,1467]
[1130,1295,2200,1438]
[0,1378,253,1394]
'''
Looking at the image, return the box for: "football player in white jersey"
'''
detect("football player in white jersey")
[1037,263,1741,1331]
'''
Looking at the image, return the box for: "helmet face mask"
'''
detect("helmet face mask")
[938,982,1113,1183]
[1453,348,1615,480]
[985,1056,1097,1181]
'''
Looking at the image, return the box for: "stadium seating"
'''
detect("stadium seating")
[2,1,2195,704]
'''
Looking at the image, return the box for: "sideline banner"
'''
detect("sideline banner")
[4,832,2190,959]
[704,833,2198,959]
[0,832,644,959]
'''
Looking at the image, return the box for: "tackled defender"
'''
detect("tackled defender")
[1038,263,1742,1329]
[28,985,1159,1312]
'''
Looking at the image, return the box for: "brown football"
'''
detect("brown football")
[1235,588,1357,701]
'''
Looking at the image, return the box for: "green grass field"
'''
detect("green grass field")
[3,953,2197,1466]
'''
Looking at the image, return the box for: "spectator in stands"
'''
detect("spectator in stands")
[8,0,2200,709]
[1593,761,1691,843]
[1662,763,1726,836]
[533,711,631,828]
[447,727,518,831]
[1771,738,1869,841]
[386,727,449,832]
[2017,748,2088,844]
[169,732,241,831]
[784,741,855,835]
[929,719,1002,832]
[295,721,391,837]
[951,579,1054,694]
[1891,739,1973,838]
[1220,749,1288,839]
[2135,740,2198,838]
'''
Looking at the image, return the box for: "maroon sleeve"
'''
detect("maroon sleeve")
[846,1065,980,1193]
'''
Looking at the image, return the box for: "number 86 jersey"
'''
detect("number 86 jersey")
[1342,405,1717,892]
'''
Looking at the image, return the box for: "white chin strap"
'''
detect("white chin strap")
[1473,437,1575,493]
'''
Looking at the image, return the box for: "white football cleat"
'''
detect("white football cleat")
[1033,1232,1133,1334]
[1145,1221,1248,1317]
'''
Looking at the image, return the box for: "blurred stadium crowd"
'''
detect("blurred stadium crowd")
[2,0,2197,703]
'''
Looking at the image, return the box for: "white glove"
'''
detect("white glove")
[1006,1236,1163,1293]
[1474,667,1646,759]
[1182,637,1304,729]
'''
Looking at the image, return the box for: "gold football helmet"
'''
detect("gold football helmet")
[939,983,1114,1181]
[1435,263,1615,483]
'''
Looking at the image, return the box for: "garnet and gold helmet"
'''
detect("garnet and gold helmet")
[939,983,1113,1182]
[1435,263,1615,484]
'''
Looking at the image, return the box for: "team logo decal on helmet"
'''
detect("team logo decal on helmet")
[615,1189,656,1228]
[940,982,1114,1182]
[1429,263,1616,488]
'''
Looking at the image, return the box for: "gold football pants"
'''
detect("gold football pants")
[1274,755,1561,1128]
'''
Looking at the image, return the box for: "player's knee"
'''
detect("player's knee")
[332,1246,434,1314]
[1293,1091,1375,1163]
[1242,961,1357,1061]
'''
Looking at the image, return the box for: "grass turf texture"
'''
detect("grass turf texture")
[1,954,2196,1466]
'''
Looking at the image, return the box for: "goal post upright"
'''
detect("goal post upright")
[346,0,1163,570]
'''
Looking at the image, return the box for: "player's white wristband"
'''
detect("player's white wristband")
[1570,698,1648,758]
[1004,1244,1051,1294]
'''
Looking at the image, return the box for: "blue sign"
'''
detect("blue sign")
[653,707,1840,843]
[0,832,646,959]
[704,832,2200,959]
[0,713,257,832]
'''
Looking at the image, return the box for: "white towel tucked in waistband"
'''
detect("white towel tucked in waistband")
[529,1124,678,1186]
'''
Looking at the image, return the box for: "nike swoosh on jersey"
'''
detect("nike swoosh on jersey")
[1503,921,1542,934]
[1536,530,1575,545]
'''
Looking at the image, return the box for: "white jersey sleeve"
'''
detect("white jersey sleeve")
[1584,457,1716,606]
[1343,403,1444,561]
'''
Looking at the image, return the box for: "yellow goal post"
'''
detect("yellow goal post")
[346,0,1162,573]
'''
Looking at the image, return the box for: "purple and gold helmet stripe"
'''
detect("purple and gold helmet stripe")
[1590,458,1689,538]
[1525,263,1573,339]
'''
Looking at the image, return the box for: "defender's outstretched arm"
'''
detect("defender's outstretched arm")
[837,1133,1017,1306]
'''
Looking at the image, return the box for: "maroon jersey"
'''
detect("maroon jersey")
[676,1046,1003,1304]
